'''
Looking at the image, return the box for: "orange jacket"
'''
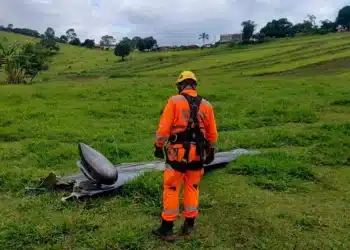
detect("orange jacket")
[155,89,218,162]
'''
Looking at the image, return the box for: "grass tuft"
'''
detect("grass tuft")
[304,141,350,166]
[120,171,162,208]
[228,152,317,191]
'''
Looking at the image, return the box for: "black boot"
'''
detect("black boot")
[152,219,176,242]
[180,218,195,238]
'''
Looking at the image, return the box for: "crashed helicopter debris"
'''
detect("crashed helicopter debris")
[25,143,259,202]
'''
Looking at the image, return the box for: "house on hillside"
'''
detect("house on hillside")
[202,44,214,48]
[219,33,242,44]
[158,46,171,51]
[94,44,115,50]
[102,44,116,50]
[337,25,348,32]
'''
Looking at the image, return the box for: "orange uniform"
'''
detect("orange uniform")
[155,88,218,222]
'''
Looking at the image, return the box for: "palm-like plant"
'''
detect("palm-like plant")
[0,41,25,84]
[0,41,47,84]
[199,32,209,46]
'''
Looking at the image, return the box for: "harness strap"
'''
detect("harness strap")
[170,93,206,164]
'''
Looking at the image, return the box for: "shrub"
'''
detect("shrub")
[0,41,53,84]
[114,41,132,61]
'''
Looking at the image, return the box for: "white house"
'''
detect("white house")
[219,33,242,43]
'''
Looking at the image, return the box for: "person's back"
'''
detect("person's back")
[157,88,217,168]
[153,71,218,241]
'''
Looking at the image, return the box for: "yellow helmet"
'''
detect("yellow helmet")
[176,71,197,84]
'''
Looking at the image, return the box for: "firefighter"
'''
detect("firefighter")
[152,71,218,241]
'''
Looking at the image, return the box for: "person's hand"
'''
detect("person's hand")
[154,145,165,159]
[204,147,215,165]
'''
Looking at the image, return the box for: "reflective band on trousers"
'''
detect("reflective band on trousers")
[184,206,198,212]
[163,209,179,214]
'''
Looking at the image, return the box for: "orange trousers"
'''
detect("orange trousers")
[161,166,204,222]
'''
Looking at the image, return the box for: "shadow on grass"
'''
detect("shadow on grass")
[331,99,350,106]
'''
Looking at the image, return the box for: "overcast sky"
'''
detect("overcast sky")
[0,0,348,46]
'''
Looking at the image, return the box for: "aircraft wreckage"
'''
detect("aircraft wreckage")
[25,143,259,202]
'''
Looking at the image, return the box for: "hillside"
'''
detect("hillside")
[0,31,350,249]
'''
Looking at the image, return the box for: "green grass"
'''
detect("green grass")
[1,31,350,249]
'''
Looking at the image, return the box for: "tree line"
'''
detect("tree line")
[1,5,348,63]
[239,5,350,44]
[196,5,349,47]
[0,24,157,50]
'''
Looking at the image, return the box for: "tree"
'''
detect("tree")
[143,36,157,50]
[293,21,313,34]
[241,20,256,42]
[137,39,146,51]
[120,37,131,47]
[69,38,81,46]
[66,28,77,42]
[260,18,295,38]
[253,32,267,43]
[7,24,13,30]
[292,14,318,35]
[336,6,350,29]
[21,43,51,82]
[100,35,115,46]
[59,35,68,43]
[40,27,59,53]
[198,32,209,46]
[307,14,317,27]
[5,27,41,38]
[82,39,95,48]
[114,40,131,60]
[44,27,55,39]
[319,19,337,33]
[131,36,142,49]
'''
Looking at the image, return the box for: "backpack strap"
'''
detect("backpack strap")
[167,93,207,164]
[181,93,205,163]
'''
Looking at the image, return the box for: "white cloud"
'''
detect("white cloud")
[0,0,348,45]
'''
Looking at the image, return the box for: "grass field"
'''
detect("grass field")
[1,31,350,249]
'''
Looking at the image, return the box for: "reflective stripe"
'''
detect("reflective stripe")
[201,99,212,108]
[183,206,198,212]
[170,95,185,102]
[198,110,206,121]
[209,142,217,148]
[172,125,186,129]
[156,134,169,142]
[163,209,179,214]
